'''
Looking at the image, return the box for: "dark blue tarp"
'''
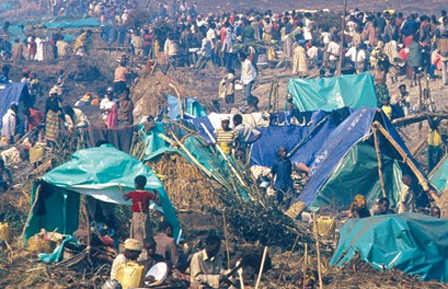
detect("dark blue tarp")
[0,83,30,128]
[297,107,424,207]
[192,116,215,143]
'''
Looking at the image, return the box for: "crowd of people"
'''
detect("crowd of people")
[1,3,448,289]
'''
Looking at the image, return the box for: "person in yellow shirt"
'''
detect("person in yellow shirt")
[381,97,393,120]
[427,118,443,171]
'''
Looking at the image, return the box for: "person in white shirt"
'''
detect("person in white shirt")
[239,52,257,105]
[100,87,116,123]
[327,40,341,70]
[1,103,18,143]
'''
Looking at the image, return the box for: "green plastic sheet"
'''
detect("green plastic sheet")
[331,213,448,282]
[429,157,448,191]
[310,142,403,209]
[287,72,377,111]
[24,145,180,240]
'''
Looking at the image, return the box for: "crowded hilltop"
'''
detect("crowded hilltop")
[0,2,448,289]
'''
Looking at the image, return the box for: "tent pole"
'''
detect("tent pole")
[287,115,330,157]
[312,211,323,289]
[372,126,387,198]
[373,122,440,204]
[337,0,349,75]
[21,184,42,241]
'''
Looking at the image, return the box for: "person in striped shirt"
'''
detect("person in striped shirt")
[214,117,238,154]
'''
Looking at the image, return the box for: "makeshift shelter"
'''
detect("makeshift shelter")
[429,156,448,191]
[330,213,448,282]
[0,82,32,129]
[23,145,181,240]
[44,18,102,29]
[290,108,428,212]
[287,72,377,112]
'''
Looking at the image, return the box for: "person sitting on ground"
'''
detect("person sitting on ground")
[117,88,134,127]
[214,116,238,154]
[153,221,179,268]
[190,233,230,289]
[119,175,162,244]
[110,238,142,280]
[137,237,165,272]
[370,197,395,216]
[271,146,294,207]
[233,114,261,161]
[430,206,441,218]
[348,195,371,218]
[398,175,416,213]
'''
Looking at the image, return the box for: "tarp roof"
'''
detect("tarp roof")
[296,108,426,209]
[331,213,448,282]
[24,145,180,239]
[429,156,448,191]
[287,72,377,112]
[0,82,31,128]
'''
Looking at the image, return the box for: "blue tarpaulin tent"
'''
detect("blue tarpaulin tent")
[0,82,31,129]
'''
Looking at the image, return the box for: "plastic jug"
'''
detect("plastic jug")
[115,262,145,289]
[0,222,9,242]
[316,216,335,238]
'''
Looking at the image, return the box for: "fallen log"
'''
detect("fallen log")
[392,112,448,126]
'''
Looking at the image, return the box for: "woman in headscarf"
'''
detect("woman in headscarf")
[45,86,63,147]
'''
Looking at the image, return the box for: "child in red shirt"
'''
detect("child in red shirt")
[119,175,161,244]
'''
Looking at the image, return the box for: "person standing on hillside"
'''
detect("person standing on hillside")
[113,61,129,96]
[239,52,257,106]
[271,146,294,207]
[117,88,134,127]
[437,24,448,85]
[119,175,162,244]
[1,103,18,143]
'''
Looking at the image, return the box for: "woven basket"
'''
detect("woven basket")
[28,237,57,254]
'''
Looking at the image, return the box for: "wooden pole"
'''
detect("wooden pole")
[337,0,349,75]
[268,76,275,112]
[222,210,231,270]
[169,83,184,120]
[312,212,323,289]
[373,121,440,204]
[255,246,268,289]
[303,243,308,289]
[372,126,387,198]
[275,234,300,286]
[392,112,448,127]
[288,115,330,157]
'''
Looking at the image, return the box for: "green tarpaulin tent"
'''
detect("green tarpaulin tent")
[24,145,180,240]
[287,72,377,112]
[429,156,448,191]
[331,213,448,282]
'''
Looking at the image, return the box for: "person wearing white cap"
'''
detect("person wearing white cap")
[45,86,63,147]
[100,87,116,124]
[110,238,143,280]
[214,117,238,154]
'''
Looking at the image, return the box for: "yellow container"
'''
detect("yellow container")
[316,216,335,238]
[0,222,9,242]
[30,145,45,163]
[116,262,145,289]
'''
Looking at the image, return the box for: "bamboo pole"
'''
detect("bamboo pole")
[303,243,308,289]
[372,126,387,198]
[200,123,248,188]
[392,112,448,126]
[275,234,300,286]
[255,246,268,289]
[411,137,427,157]
[222,210,231,270]
[312,211,323,289]
[268,76,275,112]
[169,83,184,120]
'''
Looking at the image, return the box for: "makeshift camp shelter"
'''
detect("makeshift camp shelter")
[287,72,377,112]
[331,213,448,282]
[0,82,32,129]
[23,145,180,240]
[289,108,429,212]
[429,155,448,191]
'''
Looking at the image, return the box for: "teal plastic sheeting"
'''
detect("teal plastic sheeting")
[44,18,102,29]
[429,157,448,191]
[330,213,448,282]
[287,72,377,112]
[25,145,180,240]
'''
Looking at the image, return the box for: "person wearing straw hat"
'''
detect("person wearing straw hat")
[110,238,143,280]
